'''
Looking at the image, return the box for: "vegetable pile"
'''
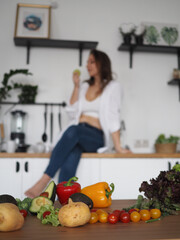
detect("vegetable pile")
[1,170,180,232]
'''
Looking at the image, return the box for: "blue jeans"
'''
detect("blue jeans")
[44,123,104,183]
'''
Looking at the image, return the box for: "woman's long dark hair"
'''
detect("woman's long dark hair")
[86,49,113,91]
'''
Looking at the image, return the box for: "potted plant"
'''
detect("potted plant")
[155,134,180,153]
[0,69,38,104]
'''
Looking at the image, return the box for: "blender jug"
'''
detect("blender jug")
[10,110,27,151]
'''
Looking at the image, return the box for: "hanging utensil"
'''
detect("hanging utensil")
[58,104,62,131]
[50,105,53,143]
[42,104,48,142]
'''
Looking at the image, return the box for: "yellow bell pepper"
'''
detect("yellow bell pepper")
[81,182,115,208]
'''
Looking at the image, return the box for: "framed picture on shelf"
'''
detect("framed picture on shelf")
[14,3,51,38]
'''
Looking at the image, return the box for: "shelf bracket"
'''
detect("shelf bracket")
[79,44,83,66]
[177,49,180,69]
[27,41,31,64]
[129,46,133,68]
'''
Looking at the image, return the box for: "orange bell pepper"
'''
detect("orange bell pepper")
[81,182,115,208]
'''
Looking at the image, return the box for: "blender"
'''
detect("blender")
[10,110,29,152]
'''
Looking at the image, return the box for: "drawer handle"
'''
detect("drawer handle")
[16,162,20,172]
[24,162,29,172]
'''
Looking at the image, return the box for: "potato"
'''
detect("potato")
[0,203,24,232]
[58,199,91,227]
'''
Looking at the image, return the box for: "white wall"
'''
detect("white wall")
[0,0,180,152]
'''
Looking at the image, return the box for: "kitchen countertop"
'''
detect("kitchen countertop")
[0,152,180,158]
[0,200,179,240]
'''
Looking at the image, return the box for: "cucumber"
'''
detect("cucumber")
[29,196,53,215]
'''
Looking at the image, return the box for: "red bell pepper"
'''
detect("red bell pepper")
[56,177,81,205]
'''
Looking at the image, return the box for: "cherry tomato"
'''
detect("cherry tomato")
[98,211,109,223]
[119,210,125,216]
[134,208,140,212]
[43,211,51,219]
[113,210,121,219]
[108,213,119,224]
[128,208,137,214]
[130,211,141,223]
[150,209,161,219]
[91,209,97,212]
[19,209,28,218]
[89,212,98,224]
[120,212,130,223]
[96,209,106,215]
[140,209,151,221]
[40,192,49,198]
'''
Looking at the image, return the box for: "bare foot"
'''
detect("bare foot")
[25,174,51,198]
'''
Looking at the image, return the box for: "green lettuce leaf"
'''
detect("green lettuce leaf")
[37,205,60,227]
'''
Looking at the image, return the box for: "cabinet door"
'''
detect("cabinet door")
[99,158,168,200]
[21,158,60,199]
[21,158,49,199]
[76,158,100,188]
[0,158,22,198]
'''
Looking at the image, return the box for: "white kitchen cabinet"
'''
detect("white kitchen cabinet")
[99,158,168,200]
[21,158,49,199]
[76,158,101,188]
[0,158,22,197]
[0,156,179,200]
[0,158,58,199]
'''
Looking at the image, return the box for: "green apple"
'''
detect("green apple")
[73,69,81,76]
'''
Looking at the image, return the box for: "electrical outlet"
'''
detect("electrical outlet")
[134,140,141,148]
[142,140,149,148]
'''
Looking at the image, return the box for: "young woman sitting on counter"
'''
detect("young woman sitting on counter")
[25,49,131,198]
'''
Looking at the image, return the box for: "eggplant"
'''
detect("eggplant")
[0,194,17,206]
[70,192,93,209]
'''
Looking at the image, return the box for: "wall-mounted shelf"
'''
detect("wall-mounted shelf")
[168,79,180,101]
[14,37,98,65]
[0,101,66,107]
[118,43,180,68]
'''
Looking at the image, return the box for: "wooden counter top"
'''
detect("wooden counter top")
[0,152,180,158]
[0,200,179,240]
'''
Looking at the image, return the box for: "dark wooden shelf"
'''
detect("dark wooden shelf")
[118,43,180,68]
[168,78,180,85]
[14,37,98,65]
